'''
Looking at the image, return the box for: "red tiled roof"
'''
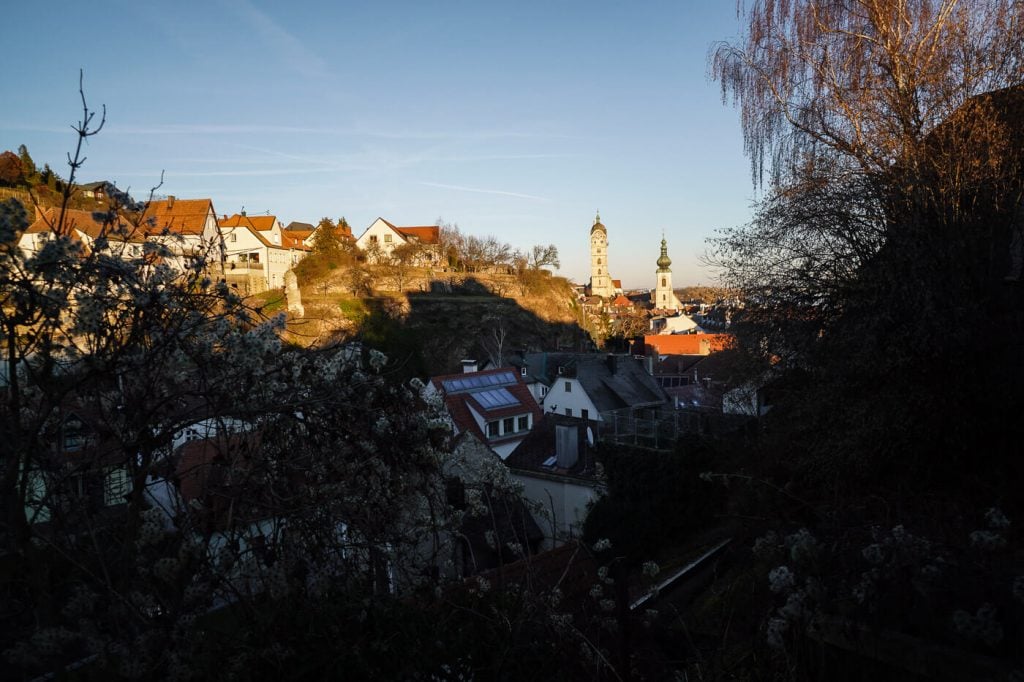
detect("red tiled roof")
[611,295,632,307]
[395,226,439,244]
[379,218,440,245]
[219,214,278,231]
[643,333,733,356]
[280,230,312,250]
[24,208,146,244]
[429,368,542,441]
[142,198,214,236]
[612,279,622,288]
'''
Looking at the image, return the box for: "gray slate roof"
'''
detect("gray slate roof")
[516,352,668,413]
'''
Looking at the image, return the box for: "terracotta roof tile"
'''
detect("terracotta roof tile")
[219,214,278,231]
[395,225,439,244]
[279,231,312,250]
[142,199,214,236]
[643,334,733,356]
[24,208,146,244]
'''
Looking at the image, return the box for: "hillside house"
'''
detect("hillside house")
[303,220,354,249]
[219,218,306,292]
[140,197,224,271]
[18,208,147,261]
[355,217,440,264]
[77,181,108,200]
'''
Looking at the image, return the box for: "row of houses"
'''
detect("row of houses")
[18,193,441,293]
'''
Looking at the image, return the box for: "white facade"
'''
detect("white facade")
[541,376,602,422]
[651,236,683,311]
[511,471,600,548]
[221,224,296,290]
[150,203,224,271]
[355,218,407,261]
[462,403,535,460]
[589,213,615,298]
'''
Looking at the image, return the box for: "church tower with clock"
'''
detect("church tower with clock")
[589,212,615,298]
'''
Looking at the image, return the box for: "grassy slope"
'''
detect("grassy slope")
[282,263,587,377]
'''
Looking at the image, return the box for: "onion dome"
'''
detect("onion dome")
[657,237,672,270]
[590,210,606,234]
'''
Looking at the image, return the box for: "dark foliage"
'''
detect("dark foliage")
[584,437,727,564]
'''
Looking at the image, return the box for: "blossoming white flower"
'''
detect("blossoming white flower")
[969,529,1006,551]
[766,617,789,650]
[984,507,1010,529]
[861,543,884,565]
[768,565,795,594]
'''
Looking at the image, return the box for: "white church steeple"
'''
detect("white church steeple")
[652,234,682,310]
[589,211,615,298]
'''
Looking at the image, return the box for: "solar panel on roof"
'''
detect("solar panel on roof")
[474,388,520,409]
[442,371,518,394]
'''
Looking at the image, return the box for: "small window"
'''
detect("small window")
[565,381,572,392]
[370,235,378,242]
[565,408,572,417]
[487,421,500,438]
[384,234,392,243]
[520,366,527,376]
[503,417,514,434]
[517,415,529,431]
[581,409,589,421]
[229,232,237,242]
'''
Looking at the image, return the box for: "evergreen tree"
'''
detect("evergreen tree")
[17,144,37,182]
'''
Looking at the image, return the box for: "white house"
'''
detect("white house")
[543,374,603,422]
[219,213,285,247]
[141,196,225,271]
[505,416,603,548]
[18,208,146,260]
[355,218,440,264]
[220,220,302,292]
[515,352,669,423]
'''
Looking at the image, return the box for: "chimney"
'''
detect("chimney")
[166,195,175,209]
[460,359,478,374]
[606,353,618,375]
[555,424,578,469]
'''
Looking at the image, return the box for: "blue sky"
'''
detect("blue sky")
[1,0,758,288]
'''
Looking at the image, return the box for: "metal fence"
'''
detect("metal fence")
[598,406,755,449]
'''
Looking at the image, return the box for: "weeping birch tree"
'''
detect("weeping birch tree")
[709,0,1024,360]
